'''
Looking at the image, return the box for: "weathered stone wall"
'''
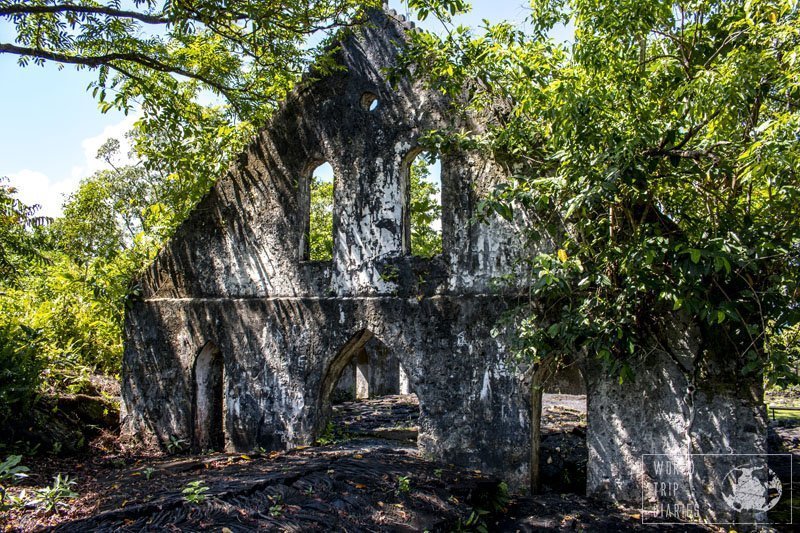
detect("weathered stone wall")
[123,295,531,487]
[584,316,767,519]
[122,7,533,488]
[137,12,528,302]
[543,360,586,396]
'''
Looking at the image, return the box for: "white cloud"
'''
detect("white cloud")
[71,113,140,179]
[6,169,78,218]
[5,114,140,218]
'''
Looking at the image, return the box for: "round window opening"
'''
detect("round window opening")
[360,92,380,112]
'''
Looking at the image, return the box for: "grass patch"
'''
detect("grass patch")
[768,406,800,422]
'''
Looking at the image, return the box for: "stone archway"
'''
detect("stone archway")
[317,329,420,445]
[332,337,406,401]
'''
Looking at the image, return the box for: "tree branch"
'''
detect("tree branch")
[642,147,720,164]
[0,42,239,103]
[0,3,169,25]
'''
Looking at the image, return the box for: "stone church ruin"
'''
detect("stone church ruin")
[122,4,767,515]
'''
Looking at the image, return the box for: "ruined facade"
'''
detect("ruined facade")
[122,5,767,509]
[122,7,533,488]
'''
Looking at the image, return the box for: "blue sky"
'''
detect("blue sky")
[0,1,548,216]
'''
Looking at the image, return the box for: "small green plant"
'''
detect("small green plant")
[142,467,156,480]
[433,468,444,478]
[315,421,350,445]
[1,490,25,511]
[29,474,78,513]
[166,435,188,454]
[395,475,411,494]
[378,265,400,283]
[316,422,336,445]
[269,502,284,516]
[13,441,40,457]
[455,509,490,533]
[0,455,29,484]
[0,326,43,426]
[182,480,209,504]
[0,455,29,510]
[489,481,510,512]
[268,493,284,516]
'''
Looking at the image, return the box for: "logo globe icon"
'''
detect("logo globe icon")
[721,464,782,512]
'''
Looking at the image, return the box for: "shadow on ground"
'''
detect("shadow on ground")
[1,394,737,532]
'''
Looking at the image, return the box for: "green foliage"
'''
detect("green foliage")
[455,509,490,533]
[316,421,337,445]
[0,3,387,416]
[766,322,800,388]
[0,326,44,425]
[0,122,245,411]
[408,0,471,22]
[0,455,29,508]
[1,1,381,124]
[129,104,256,240]
[409,154,443,258]
[268,494,284,517]
[0,178,49,283]
[315,421,350,445]
[395,474,411,494]
[404,0,800,381]
[0,2,445,428]
[167,435,189,454]
[7,256,127,377]
[378,264,400,283]
[486,481,509,512]
[309,175,334,261]
[182,480,210,504]
[144,467,156,481]
[0,455,29,484]
[2,3,383,266]
[28,474,78,514]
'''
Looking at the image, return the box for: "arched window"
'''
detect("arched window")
[404,151,442,257]
[301,162,335,261]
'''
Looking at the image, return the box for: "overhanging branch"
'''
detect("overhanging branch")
[0,42,238,101]
[0,3,169,25]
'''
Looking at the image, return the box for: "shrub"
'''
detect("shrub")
[0,325,42,425]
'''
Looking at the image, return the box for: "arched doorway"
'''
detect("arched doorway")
[319,330,420,445]
[192,342,225,452]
